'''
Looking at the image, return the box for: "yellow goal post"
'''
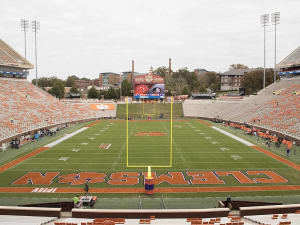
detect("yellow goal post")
[125,96,173,168]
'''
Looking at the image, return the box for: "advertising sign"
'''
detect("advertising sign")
[134,74,165,99]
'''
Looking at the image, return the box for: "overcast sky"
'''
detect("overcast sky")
[1,0,300,81]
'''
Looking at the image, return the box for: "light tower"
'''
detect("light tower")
[20,19,29,59]
[260,14,269,89]
[31,20,40,86]
[272,12,280,83]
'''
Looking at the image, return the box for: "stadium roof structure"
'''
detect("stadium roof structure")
[99,72,120,76]
[0,39,33,69]
[221,68,257,76]
[277,46,300,69]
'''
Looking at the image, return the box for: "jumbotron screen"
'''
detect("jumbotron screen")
[134,74,165,99]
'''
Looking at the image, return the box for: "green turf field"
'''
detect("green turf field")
[116,102,183,119]
[1,119,300,192]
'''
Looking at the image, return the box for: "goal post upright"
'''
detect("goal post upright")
[126,96,129,167]
[170,96,173,167]
[126,96,173,168]
[142,99,144,118]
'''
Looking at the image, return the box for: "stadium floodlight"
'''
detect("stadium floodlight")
[272,12,280,83]
[260,14,269,89]
[20,19,29,59]
[31,20,40,86]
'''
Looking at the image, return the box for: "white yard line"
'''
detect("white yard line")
[211,126,255,147]
[112,121,137,170]
[44,127,88,148]
[161,121,189,168]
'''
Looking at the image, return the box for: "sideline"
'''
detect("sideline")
[212,125,300,172]
[212,126,254,146]
[0,147,49,173]
[0,122,95,173]
[2,185,300,193]
[45,127,88,148]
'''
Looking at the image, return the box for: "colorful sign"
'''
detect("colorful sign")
[134,74,165,99]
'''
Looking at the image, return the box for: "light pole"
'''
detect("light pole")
[31,20,40,86]
[260,14,269,89]
[20,19,29,59]
[272,12,280,83]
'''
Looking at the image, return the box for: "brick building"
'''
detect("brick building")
[220,68,256,91]
[99,72,120,89]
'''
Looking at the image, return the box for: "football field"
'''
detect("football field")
[1,119,300,196]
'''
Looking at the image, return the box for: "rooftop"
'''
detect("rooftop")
[221,68,257,76]
[277,46,300,69]
[0,39,33,69]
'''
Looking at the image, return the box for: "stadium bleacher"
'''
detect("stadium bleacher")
[0,78,116,142]
[51,215,300,225]
[183,77,300,139]
[244,213,300,225]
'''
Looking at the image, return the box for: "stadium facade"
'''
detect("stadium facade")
[0,39,33,78]
[277,46,300,77]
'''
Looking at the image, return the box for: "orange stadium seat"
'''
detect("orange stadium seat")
[0,78,116,142]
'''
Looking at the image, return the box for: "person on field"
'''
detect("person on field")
[84,181,89,196]
[286,141,292,157]
[89,196,97,208]
[226,195,232,210]
[266,138,271,149]
[73,195,83,208]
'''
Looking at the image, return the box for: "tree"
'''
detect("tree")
[106,87,117,99]
[165,76,188,96]
[229,64,249,70]
[184,72,198,91]
[70,86,79,94]
[65,76,77,87]
[203,72,220,92]
[241,69,276,95]
[121,79,133,96]
[181,86,190,95]
[198,83,207,93]
[99,90,106,100]
[32,77,56,87]
[87,86,99,99]
[172,68,199,93]
[154,66,169,78]
[48,79,65,99]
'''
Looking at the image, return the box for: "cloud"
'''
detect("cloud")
[0,0,299,80]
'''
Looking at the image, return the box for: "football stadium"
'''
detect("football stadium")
[1,3,300,225]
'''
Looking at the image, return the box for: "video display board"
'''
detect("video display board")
[134,74,165,99]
